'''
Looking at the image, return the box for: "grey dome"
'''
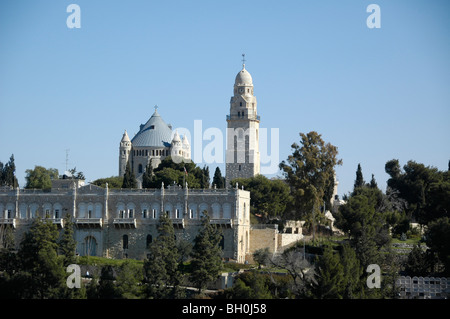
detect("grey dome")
[131,110,172,147]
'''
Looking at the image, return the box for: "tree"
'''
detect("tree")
[122,159,137,188]
[279,131,342,221]
[68,167,85,180]
[142,160,154,189]
[309,245,345,299]
[116,260,144,299]
[0,154,19,188]
[253,247,270,269]
[91,176,124,189]
[212,167,225,188]
[385,159,449,225]
[143,213,183,298]
[200,165,210,189]
[25,166,59,190]
[15,219,66,298]
[340,244,364,298]
[59,215,77,266]
[189,211,223,294]
[425,217,450,275]
[231,175,292,222]
[405,244,432,276]
[354,163,365,191]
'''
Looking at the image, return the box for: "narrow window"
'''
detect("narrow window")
[143,209,147,218]
[123,235,128,249]
[88,210,92,218]
[238,111,241,117]
[239,165,241,171]
[55,209,60,219]
[152,209,156,219]
[129,209,134,218]
[239,102,242,106]
[138,164,143,174]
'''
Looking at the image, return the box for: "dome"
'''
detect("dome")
[235,66,253,86]
[131,110,173,147]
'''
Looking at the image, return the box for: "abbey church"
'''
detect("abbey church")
[0,62,268,263]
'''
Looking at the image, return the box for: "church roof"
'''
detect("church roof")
[131,110,172,148]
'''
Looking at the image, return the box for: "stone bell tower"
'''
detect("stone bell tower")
[225,55,260,188]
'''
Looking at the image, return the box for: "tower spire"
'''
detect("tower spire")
[241,53,246,69]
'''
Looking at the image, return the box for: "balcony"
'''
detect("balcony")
[226,114,260,121]
[113,218,137,229]
[210,219,233,228]
[0,218,16,228]
[172,218,185,229]
[76,218,103,228]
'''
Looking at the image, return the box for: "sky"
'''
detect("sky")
[0,0,449,197]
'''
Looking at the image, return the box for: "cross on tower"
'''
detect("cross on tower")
[242,53,246,67]
[154,105,158,111]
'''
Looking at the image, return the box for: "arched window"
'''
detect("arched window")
[85,236,97,256]
[123,235,129,249]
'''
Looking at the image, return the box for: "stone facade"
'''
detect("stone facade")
[225,64,260,187]
[0,182,250,263]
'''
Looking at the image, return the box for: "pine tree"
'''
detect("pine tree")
[122,159,137,188]
[144,213,183,298]
[189,211,223,294]
[340,244,364,298]
[212,167,225,188]
[309,245,345,299]
[369,174,378,189]
[142,160,154,189]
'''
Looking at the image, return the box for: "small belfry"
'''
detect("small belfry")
[225,55,261,188]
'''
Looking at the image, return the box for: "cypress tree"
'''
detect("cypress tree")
[59,215,77,266]
[212,167,225,188]
[354,163,364,191]
[122,159,137,188]
[142,160,154,189]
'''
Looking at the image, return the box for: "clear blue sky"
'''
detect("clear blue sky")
[1,0,449,197]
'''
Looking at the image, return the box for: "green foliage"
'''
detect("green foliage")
[189,211,223,293]
[354,163,365,191]
[200,165,210,189]
[425,217,450,275]
[252,247,270,269]
[116,260,144,299]
[231,175,292,222]
[212,167,225,188]
[223,271,272,299]
[91,176,124,189]
[279,131,342,220]
[122,160,137,188]
[59,215,77,266]
[142,160,154,189]
[0,154,19,188]
[385,159,450,225]
[25,165,58,190]
[143,213,184,298]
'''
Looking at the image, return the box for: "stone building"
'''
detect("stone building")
[225,61,261,187]
[0,180,251,262]
[119,108,191,188]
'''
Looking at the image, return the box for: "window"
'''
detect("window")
[88,210,92,218]
[129,209,134,218]
[175,209,180,219]
[123,235,129,249]
[146,235,152,248]
[239,102,242,106]
[189,209,193,219]
[146,150,148,156]
[119,210,125,218]
[143,209,147,218]
[55,209,60,218]
[152,209,156,219]
[242,111,245,117]
[239,165,241,171]
[150,125,155,129]
[152,150,155,156]
[238,111,240,117]
[138,164,143,173]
